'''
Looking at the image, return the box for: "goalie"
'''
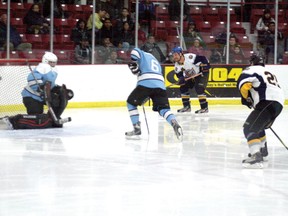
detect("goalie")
[3,52,73,130]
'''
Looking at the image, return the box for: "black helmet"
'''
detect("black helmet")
[249,54,265,66]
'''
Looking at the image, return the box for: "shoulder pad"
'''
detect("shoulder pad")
[36,63,58,74]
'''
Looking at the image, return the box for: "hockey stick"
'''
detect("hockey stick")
[142,105,150,135]
[28,64,71,125]
[142,97,150,135]
[167,73,203,88]
[269,127,288,150]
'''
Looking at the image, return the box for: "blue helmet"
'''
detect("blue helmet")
[171,46,183,54]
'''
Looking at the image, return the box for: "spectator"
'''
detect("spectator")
[98,0,120,20]
[116,21,135,52]
[187,38,206,56]
[23,3,50,34]
[222,34,242,63]
[0,14,32,51]
[139,0,156,21]
[168,0,192,22]
[209,48,223,64]
[74,37,92,64]
[70,19,89,45]
[43,0,68,18]
[141,35,166,63]
[115,7,135,32]
[97,18,117,46]
[184,22,205,48]
[256,8,275,43]
[261,21,284,64]
[96,37,116,63]
[104,50,123,64]
[87,8,107,31]
[230,45,247,64]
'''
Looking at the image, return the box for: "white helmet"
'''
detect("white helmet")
[42,52,58,66]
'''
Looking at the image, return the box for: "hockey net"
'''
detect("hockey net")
[0,59,40,118]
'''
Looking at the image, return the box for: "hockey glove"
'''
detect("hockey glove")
[177,76,185,85]
[128,62,140,75]
[241,96,253,109]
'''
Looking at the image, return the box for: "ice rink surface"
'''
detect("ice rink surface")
[0,105,288,216]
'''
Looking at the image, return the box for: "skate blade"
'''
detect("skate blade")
[242,162,264,169]
[125,135,141,140]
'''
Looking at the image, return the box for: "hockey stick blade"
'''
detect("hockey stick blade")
[57,117,72,125]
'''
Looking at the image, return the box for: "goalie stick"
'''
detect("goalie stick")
[28,64,71,125]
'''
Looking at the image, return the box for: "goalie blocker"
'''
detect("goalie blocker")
[6,84,73,129]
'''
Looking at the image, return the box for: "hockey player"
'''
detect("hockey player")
[3,52,73,129]
[171,46,211,113]
[126,48,183,140]
[237,54,284,168]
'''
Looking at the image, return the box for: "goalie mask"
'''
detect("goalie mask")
[42,52,58,67]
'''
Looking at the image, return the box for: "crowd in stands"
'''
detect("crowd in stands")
[0,0,288,64]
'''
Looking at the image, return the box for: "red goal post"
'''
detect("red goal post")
[0,59,40,118]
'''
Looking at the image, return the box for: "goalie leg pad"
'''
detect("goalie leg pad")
[51,84,69,118]
[10,114,53,129]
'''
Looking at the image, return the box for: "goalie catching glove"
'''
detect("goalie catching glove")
[128,62,140,75]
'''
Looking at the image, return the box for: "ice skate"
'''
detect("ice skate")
[248,142,268,161]
[242,152,264,169]
[195,107,208,114]
[125,122,141,139]
[172,120,183,141]
[2,116,14,130]
[177,106,191,113]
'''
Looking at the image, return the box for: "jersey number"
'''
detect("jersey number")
[264,71,280,88]
[151,59,160,72]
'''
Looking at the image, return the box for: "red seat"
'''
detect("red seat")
[56,34,71,43]
[117,50,130,62]
[0,2,7,11]
[19,34,27,42]
[11,2,26,18]
[67,4,83,13]
[23,3,33,10]
[150,21,167,40]
[218,8,237,21]
[282,52,288,64]
[250,9,264,33]
[190,7,203,21]
[165,21,180,36]
[19,50,37,59]
[10,17,23,27]
[54,18,71,33]
[155,6,169,21]
[211,21,226,35]
[237,35,253,48]
[26,34,42,43]
[53,50,71,64]
[197,21,212,32]
[82,5,93,13]
[202,7,220,21]
[201,34,216,46]
[230,22,246,34]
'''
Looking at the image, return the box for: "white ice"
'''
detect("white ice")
[0,105,288,216]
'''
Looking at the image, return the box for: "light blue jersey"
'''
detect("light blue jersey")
[131,48,165,90]
[21,63,58,102]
